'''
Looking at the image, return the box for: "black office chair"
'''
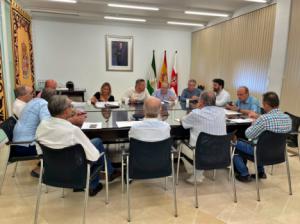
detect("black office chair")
[0,116,39,195]
[235,131,292,201]
[122,138,177,222]
[178,132,237,207]
[34,142,109,224]
[285,112,300,160]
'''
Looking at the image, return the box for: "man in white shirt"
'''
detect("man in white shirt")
[213,78,231,107]
[123,79,150,104]
[12,85,34,118]
[36,95,119,196]
[129,96,170,141]
[181,91,227,183]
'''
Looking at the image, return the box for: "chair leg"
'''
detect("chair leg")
[104,154,109,204]
[171,153,178,217]
[193,150,198,208]
[126,155,131,222]
[254,147,260,201]
[82,164,90,224]
[230,146,237,203]
[34,160,43,224]
[176,144,182,185]
[213,169,216,181]
[285,150,293,195]
[270,165,274,175]
[121,154,125,193]
[298,146,300,161]
[45,185,48,193]
[164,177,167,191]
[12,162,18,178]
[0,162,8,195]
[61,188,65,198]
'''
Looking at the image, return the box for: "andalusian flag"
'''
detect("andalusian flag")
[158,50,168,88]
[147,50,157,95]
[170,51,178,95]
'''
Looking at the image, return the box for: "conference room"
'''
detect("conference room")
[0,0,300,223]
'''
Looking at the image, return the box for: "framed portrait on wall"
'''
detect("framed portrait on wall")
[106,35,133,72]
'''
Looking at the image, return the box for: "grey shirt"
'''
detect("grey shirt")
[180,88,202,101]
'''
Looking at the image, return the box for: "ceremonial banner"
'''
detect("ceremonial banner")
[0,44,8,122]
[158,50,168,88]
[11,1,35,89]
[147,50,157,95]
[170,51,178,95]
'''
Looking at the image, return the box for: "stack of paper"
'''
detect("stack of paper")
[228,118,253,123]
[224,109,242,116]
[81,122,102,129]
[116,121,142,128]
[95,102,120,108]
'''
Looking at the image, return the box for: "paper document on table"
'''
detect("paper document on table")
[71,102,86,108]
[228,118,253,123]
[95,102,120,108]
[81,122,102,129]
[175,118,181,122]
[224,109,242,115]
[116,121,142,128]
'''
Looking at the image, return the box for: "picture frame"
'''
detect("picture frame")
[106,35,133,72]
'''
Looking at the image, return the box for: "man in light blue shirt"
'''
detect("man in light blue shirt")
[152,82,177,102]
[180,79,202,102]
[226,86,260,115]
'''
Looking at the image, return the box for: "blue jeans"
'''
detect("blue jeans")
[233,141,265,176]
[90,138,114,189]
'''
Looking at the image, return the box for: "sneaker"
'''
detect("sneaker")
[236,174,252,182]
[109,170,121,182]
[250,172,267,179]
[89,183,103,197]
[185,174,204,184]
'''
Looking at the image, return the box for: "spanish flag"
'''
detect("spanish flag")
[158,50,168,88]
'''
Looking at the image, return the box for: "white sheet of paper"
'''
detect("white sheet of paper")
[228,118,253,123]
[95,101,120,108]
[224,109,242,115]
[105,102,120,107]
[71,102,86,108]
[95,102,106,108]
[116,121,142,128]
[81,122,102,129]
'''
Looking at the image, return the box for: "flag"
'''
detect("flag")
[170,51,178,95]
[147,50,157,95]
[158,50,168,88]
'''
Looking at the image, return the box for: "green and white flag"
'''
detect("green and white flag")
[147,50,157,95]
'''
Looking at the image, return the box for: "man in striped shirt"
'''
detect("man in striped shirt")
[181,91,227,183]
[234,92,292,182]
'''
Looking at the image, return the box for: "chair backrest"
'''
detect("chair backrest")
[195,132,234,170]
[256,131,287,165]
[0,116,17,142]
[37,142,88,189]
[285,112,300,147]
[129,138,173,179]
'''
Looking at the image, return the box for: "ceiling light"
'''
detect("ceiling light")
[245,0,268,3]
[48,0,77,3]
[108,3,159,11]
[167,21,204,27]
[185,11,229,17]
[104,16,146,22]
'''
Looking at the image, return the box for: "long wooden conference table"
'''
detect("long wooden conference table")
[74,101,252,143]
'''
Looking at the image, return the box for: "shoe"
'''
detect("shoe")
[89,183,103,197]
[109,170,121,182]
[250,172,267,179]
[30,170,40,178]
[235,174,252,183]
[73,188,84,192]
[185,174,204,184]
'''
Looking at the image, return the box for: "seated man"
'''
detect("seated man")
[152,82,177,102]
[180,79,201,102]
[129,96,170,141]
[213,78,231,107]
[123,79,150,104]
[226,86,260,115]
[234,92,292,182]
[181,91,226,183]
[36,95,120,196]
[12,85,34,118]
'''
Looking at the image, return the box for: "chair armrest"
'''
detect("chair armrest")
[87,152,105,164]
[288,131,300,136]
[8,140,35,146]
[237,138,256,146]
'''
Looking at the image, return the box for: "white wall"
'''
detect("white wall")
[32,19,191,100]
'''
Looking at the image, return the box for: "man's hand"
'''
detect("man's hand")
[68,110,87,127]
[191,95,199,100]
[248,111,259,120]
[226,104,238,111]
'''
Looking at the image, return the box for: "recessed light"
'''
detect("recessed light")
[108,3,159,11]
[48,0,77,3]
[185,11,229,17]
[104,16,146,22]
[167,21,204,27]
[245,0,268,3]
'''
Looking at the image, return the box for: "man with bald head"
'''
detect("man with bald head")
[45,79,57,89]
[13,85,34,118]
[152,82,177,101]
[180,91,226,183]
[226,86,260,115]
[129,96,170,141]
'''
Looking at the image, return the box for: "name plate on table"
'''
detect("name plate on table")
[95,102,120,109]
[81,122,102,129]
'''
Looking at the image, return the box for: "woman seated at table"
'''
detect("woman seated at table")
[90,82,115,104]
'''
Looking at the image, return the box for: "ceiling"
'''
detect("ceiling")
[18,0,272,28]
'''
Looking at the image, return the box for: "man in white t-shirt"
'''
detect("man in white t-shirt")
[213,78,231,107]
[123,79,150,104]
[12,85,34,118]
